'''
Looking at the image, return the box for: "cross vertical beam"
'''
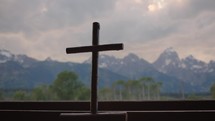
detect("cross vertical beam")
[91,22,99,114]
[66,22,123,114]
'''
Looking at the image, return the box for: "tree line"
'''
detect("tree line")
[1,71,215,100]
[99,77,162,100]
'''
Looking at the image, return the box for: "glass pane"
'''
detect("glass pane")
[0,0,215,101]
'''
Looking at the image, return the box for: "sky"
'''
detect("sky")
[0,0,215,63]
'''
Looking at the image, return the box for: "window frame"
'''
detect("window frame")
[1,100,215,121]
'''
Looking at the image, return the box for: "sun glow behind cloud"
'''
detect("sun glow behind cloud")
[147,0,186,12]
[148,0,166,12]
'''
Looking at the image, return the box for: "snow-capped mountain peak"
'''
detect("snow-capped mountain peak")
[208,61,215,73]
[0,49,14,63]
[163,47,176,55]
[183,55,203,64]
[0,49,37,67]
[83,54,119,68]
[186,55,195,60]
[0,49,13,58]
[153,47,182,73]
[98,55,119,68]
[182,55,207,72]
[123,53,140,63]
[156,48,180,65]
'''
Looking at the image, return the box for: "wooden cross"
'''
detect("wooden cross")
[66,22,123,114]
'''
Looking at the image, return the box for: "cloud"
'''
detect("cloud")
[0,0,43,32]
[167,0,215,19]
[0,0,115,34]
[0,0,215,62]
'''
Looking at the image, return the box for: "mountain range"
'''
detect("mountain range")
[1,48,215,93]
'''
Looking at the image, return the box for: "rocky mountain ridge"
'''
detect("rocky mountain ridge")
[1,48,215,93]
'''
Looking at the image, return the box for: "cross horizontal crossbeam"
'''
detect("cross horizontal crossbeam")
[66,43,123,54]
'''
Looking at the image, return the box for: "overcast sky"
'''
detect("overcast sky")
[0,0,215,63]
